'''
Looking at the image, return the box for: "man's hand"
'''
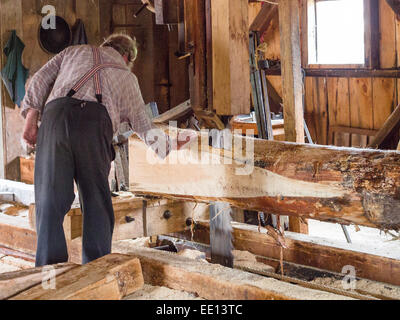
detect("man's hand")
[22,109,39,148]
[173,130,198,151]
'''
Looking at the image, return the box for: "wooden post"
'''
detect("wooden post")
[278,0,307,233]
[0,0,8,179]
[211,0,250,116]
[184,0,207,110]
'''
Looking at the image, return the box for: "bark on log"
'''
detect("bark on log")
[129,128,400,230]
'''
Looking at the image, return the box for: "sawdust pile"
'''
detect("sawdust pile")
[177,249,208,263]
[312,276,400,300]
[233,250,275,274]
[126,284,203,300]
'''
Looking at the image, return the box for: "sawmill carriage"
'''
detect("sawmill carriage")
[0,0,400,301]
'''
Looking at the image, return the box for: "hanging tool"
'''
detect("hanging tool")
[249,31,274,140]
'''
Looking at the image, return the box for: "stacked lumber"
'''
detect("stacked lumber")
[129,127,400,230]
[3,254,144,300]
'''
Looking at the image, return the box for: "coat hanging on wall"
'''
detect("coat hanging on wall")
[1,30,29,108]
[72,19,89,45]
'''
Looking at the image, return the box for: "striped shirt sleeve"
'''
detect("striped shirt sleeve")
[20,48,67,118]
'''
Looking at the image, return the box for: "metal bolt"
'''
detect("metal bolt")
[186,218,193,227]
[163,210,172,220]
[125,216,135,223]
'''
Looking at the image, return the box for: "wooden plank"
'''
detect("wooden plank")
[327,78,351,147]
[112,243,349,300]
[153,100,192,124]
[184,0,207,110]
[29,196,209,241]
[11,254,144,300]
[278,0,308,233]
[372,78,396,136]
[264,68,400,79]
[278,0,304,143]
[380,0,397,69]
[174,220,400,287]
[129,127,400,230]
[75,0,101,45]
[19,157,34,185]
[0,215,36,255]
[249,3,278,35]
[211,0,250,116]
[0,263,77,300]
[349,78,373,148]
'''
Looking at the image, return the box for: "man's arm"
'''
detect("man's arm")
[125,74,196,158]
[21,48,67,118]
[21,48,67,146]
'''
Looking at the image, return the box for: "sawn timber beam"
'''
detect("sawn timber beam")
[129,127,400,230]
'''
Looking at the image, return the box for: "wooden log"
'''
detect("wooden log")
[211,0,250,115]
[112,243,350,300]
[0,263,77,300]
[10,254,144,300]
[173,220,400,287]
[129,128,400,230]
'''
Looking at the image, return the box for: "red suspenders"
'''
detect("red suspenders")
[67,47,127,104]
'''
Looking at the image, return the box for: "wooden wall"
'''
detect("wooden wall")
[0,0,189,179]
[252,0,400,148]
[0,0,109,177]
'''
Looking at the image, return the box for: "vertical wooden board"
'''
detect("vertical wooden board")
[299,0,307,67]
[304,77,317,143]
[184,0,207,110]
[262,14,280,61]
[99,0,114,40]
[380,0,397,68]
[122,3,156,106]
[152,25,170,114]
[349,78,373,147]
[248,2,262,27]
[372,78,396,131]
[76,0,101,45]
[168,27,190,109]
[279,0,304,143]
[212,0,250,115]
[307,77,328,145]
[327,78,351,146]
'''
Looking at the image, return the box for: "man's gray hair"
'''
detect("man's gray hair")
[101,33,138,68]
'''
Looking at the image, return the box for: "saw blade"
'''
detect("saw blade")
[209,202,234,268]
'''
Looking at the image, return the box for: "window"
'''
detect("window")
[307,0,367,66]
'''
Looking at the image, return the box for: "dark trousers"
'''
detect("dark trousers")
[34,97,115,267]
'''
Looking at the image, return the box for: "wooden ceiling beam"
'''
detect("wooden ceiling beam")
[249,3,278,35]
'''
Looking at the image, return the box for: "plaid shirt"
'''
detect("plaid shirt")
[21,45,170,156]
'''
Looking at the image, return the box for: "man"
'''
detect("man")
[21,34,194,267]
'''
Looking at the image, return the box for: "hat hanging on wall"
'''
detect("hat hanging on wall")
[38,16,72,54]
